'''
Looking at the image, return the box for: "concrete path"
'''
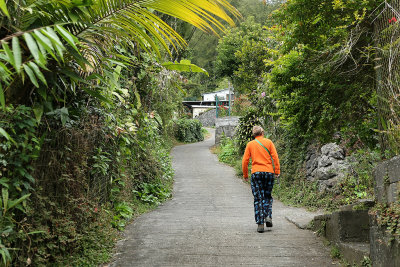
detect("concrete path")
[110,129,336,267]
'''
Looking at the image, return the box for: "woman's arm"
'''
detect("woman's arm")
[242,144,251,179]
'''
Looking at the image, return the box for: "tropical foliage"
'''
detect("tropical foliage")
[212,0,386,212]
[215,16,276,94]
[174,118,204,143]
[181,0,282,97]
[0,0,239,107]
[0,0,239,265]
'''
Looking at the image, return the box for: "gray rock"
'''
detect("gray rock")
[316,166,337,180]
[318,177,339,192]
[308,168,318,181]
[321,143,345,159]
[306,153,318,175]
[318,155,332,167]
[305,143,349,191]
[321,143,337,156]
[331,150,345,160]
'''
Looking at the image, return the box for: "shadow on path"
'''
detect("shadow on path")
[110,129,336,266]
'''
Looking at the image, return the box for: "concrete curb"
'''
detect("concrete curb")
[284,206,325,230]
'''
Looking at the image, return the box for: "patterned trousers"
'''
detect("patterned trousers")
[250,172,274,224]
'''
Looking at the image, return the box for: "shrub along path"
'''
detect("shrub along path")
[109,129,336,266]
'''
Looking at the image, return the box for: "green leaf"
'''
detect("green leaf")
[68,48,91,69]
[36,43,48,69]
[0,0,10,17]
[27,230,46,235]
[32,30,58,61]
[37,87,47,100]
[41,27,64,61]
[43,27,63,46]
[33,104,44,123]
[12,37,22,73]
[0,127,15,144]
[7,193,31,210]
[0,82,4,109]
[134,90,142,110]
[2,42,15,69]
[23,64,39,88]
[81,87,112,104]
[55,25,79,52]
[0,178,9,188]
[162,59,209,76]
[23,33,40,63]
[380,116,387,131]
[0,62,11,81]
[87,73,106,83]
[28,62,47,86]
[60,107,69,126]
[0,248,11,266]
[60,68,87,83]
[0,0,9,18]
[2,188,8,211]
[68,11,80,23]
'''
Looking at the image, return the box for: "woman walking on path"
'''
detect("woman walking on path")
[242,126,280,233]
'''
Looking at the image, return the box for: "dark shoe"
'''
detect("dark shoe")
[257,224,264,233]
[265,217,273,227]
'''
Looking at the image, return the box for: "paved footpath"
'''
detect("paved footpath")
[110,129,337,267]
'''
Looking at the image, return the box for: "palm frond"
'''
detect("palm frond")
[34,0,240,58]
[0,0,240,107]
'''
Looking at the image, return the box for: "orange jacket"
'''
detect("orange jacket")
[242,136,280,178]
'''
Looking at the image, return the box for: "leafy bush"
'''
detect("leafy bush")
[133,182,172,205]
[174,119,204,143]
[336,149,381,204]
[218,136,238,164]
[0,105,40,195]
[216,136,245,177]
[231,94,252,116]
[235,108,262,153]
[0,105,40,265]
[0,101,177,266]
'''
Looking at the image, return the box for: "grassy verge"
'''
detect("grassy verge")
[210,136,250,179]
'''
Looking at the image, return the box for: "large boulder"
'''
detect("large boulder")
[306,143,350,192]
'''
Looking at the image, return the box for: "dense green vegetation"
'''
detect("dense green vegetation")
[182,0,282,99]
[174,118,204,143]
[0,0,239,265]
[2,0,400,265]
[211,0,389,211]
[209,0,400,251]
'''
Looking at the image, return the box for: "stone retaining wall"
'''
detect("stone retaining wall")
[370,216,400,267]
[373,155,400,204]
[215,117,240,145]
[196,108,216,127]
[370,156,400,266]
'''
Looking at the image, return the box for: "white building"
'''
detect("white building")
[202,89,234,101]
[183,87,234,118]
